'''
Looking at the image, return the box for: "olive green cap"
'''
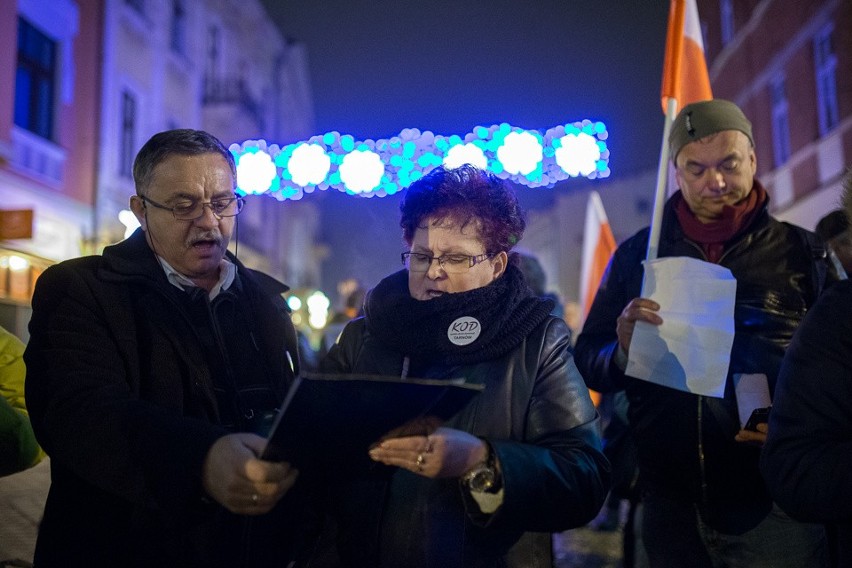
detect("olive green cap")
[669,99,753,162]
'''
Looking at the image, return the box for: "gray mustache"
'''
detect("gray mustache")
[187,232,223,247]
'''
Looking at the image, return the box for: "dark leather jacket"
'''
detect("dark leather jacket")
[318,315,609,568]
[575,193,833,533]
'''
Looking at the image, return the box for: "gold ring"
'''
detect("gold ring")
[416,453,425,466]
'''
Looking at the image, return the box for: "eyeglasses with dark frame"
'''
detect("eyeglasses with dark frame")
[401,252,494,274]
[139,194,244,221]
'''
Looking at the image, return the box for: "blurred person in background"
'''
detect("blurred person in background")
[516,252,566,320]
[0,324,42,477]
[0,323,49,566]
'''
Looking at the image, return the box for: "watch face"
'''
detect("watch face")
[468,466,495,492]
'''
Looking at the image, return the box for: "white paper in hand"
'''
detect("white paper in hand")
[626,256,737,398]
[733,373,771,428]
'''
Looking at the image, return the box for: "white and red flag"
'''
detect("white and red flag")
[579,190,617,321]
[580,190,617,407]
[647,0,714,262]
[660,0,713,114]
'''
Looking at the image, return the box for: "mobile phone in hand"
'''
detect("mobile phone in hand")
[744,406,771,431]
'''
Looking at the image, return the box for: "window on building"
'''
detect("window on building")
[207,25,221,78]
[14,17,56,141]
[720,0,735,45]
[120,90,137,178]
[125,0,145,15]
[170,0,186,55]
[814,23,839,135]
[770,74,791,167]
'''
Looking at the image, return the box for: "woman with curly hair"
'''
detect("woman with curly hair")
[314,164,609,568]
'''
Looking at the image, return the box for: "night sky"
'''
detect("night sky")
[261,1,671,298]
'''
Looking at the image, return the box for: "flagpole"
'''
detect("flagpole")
[645,96,679,264]
[643,0,687,295]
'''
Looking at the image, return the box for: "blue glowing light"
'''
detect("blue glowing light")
[229,120,610,200]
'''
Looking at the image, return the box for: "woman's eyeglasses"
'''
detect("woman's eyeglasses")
[401,252,493,274]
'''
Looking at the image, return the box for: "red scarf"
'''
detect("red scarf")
[673,182,767,263]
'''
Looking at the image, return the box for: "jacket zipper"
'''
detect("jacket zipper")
[673,236,750,510]
[697,395,708,508]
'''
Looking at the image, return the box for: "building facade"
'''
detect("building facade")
[96,0,320,284]
[0,0,319,339]
[700,0,852,228]
[0,0,99,339]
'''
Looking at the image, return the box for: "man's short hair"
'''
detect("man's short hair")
[842,169,852,228]
[133,129,236,195]
[669,99,754,162]
[816,209,850,242]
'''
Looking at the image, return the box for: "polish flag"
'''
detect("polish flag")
[579,191,617,320]
[580,191,617,407]
[660,0,713,113]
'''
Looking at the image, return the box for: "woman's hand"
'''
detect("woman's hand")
[368,427,488,478]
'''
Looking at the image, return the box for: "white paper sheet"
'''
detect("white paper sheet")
[625,256,737,398]
[733,373,771,428]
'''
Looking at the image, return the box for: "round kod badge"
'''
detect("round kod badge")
[447,316,481,346]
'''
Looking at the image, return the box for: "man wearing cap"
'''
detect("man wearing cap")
[575,99,834,566]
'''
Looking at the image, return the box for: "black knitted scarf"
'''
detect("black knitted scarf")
[363,264,555,367]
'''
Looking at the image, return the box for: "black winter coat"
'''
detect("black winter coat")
[317,312,609,568]
[575,193,832,533]
[24,229,308,567]
[762,279,852,566]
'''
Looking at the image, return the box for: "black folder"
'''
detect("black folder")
[260,373,483,468]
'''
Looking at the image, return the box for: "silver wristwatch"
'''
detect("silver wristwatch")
[461,445,501,493]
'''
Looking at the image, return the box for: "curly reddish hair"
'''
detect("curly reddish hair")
[399,164,526,254]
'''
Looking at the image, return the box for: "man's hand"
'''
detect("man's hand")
[616,298,663,354]
[202,433,298,515]
[735,422,768,447]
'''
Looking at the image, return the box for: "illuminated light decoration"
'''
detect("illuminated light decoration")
[229,120,609,200]
[4,255,30,271]
[444,143,487,170]
[233,140,281,196]
[338,149,385,194]
[118,209,140,239]
[497,130,543,177]
[288,143,331,186]
[555,132,601,177]
[287,296,302,311]
[306,290,331,329]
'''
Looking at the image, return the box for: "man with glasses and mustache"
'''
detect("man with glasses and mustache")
[24,129,311,567]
